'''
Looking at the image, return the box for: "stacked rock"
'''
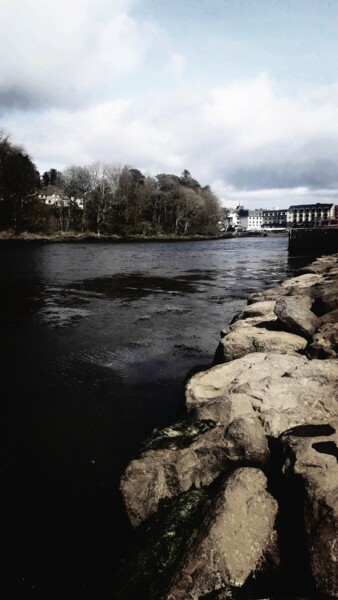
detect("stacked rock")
[119,253,338,600]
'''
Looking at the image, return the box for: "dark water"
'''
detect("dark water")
[0,237,310,599]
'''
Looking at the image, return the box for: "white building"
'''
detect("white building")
[286,203,335,226]
[224,208,240,229]
[248,209,264,230]
[40,193,83,209]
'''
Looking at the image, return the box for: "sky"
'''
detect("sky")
[1,0,338,208]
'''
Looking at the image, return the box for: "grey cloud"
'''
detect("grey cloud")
[226,158,338,191]
[0,86,47,112]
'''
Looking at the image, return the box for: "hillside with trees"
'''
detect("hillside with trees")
[0,133,221,237]
[0,130,41,234]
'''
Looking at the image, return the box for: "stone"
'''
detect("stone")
[248,286,287,305]
[280,272,322,292]
[166,468,278,599]
[114,489,210,600]
[247,273,322,305]
[120,425,232,526]
[308,322,338,359]
[310,280,338,316]
[298,255,338,275]
[214,326,307,364]
[231,301,276,323]
[280,420,338,597]
[274,296,320,339]
[186,353,338,437]
[320,308,338,325]
[223,417,270,464]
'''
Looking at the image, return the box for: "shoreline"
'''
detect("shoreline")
[0,230,286,244]
[117,252,338,600]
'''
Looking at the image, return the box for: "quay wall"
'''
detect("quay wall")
[288,227,338,253]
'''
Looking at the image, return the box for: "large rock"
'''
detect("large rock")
[223,417,269,464]
[186,353,338,437]
[320,307,338,325]
[310,279,338,316]
[280,272,322,293]
[221,311,278,336]
[120,416,270,526]
[274,296,320,339]
[247,273,321,305]
[281,421,338,597]
[215,326,307,364]
[120,425,230,526]
[308,321,338,358]
[298,254,338,275]
[231,300,276,323]
[248,286,287,305]
[166,468,278,599]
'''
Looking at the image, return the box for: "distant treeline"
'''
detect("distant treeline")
[0,131,221,236]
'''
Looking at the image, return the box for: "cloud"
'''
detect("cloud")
[165,53,186,79]
[0,0,158,110]
[2,26,338,210]
[225,157,338,191]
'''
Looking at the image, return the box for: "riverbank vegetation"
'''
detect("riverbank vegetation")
[0,131,221,238]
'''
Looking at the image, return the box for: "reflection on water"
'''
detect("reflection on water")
[0,237,311,598]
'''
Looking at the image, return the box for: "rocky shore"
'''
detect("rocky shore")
[117,253,338,600]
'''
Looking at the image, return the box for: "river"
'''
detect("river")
[0,237,310,598]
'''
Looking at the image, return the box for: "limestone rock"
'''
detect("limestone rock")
[298,254,338,275]
[220,312,278,337]
[281,421,338,597]
[308,322,338,359]
[166,468,278,599]
[231,300,276,323]
[215,326,307,364]
[280,272,322,292]
[311,280,338,316]
[223,417,270,464]
[120,425,231,526]
[120,412,272,527]
[274,296,320,339]
[186,353,338,437]
[247,273,321,305]
[248,286,286,305]
[320,308,338,325]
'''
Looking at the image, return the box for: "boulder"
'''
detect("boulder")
[308,322,338,358]
[248,286,287,305]
[186,353,338,437]
[280,420,338,597]
[231,301,276,323]
[298,254,338,275]
[223,417,270,464]
[120,425,232,526]
[274,296,320,339]
[215,326,307,364]
[120,414,271,526]
[221,312,278,337]
[114,489,210,600]
[320,308,338,325]
[247,273,322,305]
[280,273,322,292]
[310,280,338,316]
[166,468,278,599]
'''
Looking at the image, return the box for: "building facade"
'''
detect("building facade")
[262,209,287,229]
[247,209,264,230]
[286,203,335,226]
